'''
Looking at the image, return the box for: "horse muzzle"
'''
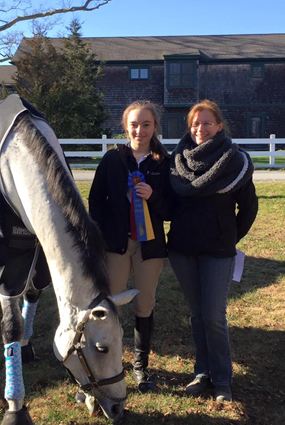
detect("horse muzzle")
[81,388,126,423]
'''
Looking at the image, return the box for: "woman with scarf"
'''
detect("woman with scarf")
[168,99,258,402]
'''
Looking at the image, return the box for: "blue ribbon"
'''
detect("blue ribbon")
[128,171,148,241]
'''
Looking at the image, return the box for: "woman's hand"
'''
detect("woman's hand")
[135,182,153,200]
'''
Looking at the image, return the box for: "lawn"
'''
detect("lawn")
[0,182,284,425]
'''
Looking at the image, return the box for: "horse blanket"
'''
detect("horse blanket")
[0,95,51,297]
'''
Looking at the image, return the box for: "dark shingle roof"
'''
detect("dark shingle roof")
[14,34,285,62]
[0,65,16,83]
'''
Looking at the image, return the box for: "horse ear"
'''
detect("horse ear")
[91,306,108,320]
[109,288,139,307]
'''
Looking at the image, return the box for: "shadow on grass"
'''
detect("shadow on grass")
[141,256,285,357]
[230,255,285,300]
[121,410,241,425]
[140,258,284,425]
[160,256,285,303]
[230,326,285,425]
[128,326,284,425]
[71,411,241,425]
[0,254,283,425]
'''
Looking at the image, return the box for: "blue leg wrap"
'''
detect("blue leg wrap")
[4,342,25,400]
[22,299,38,340]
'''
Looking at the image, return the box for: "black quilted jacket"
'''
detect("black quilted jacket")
[89,145,173,260]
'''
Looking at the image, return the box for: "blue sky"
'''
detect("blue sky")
[8,0,285,38]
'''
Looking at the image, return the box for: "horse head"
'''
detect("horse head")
[53,288,138,423]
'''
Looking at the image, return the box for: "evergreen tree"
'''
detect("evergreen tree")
[14,35,66,122]
[14,19,106,138]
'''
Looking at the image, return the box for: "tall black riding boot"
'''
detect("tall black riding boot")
[133,313,155,392]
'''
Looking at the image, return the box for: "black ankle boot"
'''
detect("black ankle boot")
[133,313,156,392]
[133,366,155,392]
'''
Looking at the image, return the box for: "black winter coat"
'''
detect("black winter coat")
[88,145,172,260]
[167,178,258,257]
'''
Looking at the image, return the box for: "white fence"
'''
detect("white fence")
[59,134,285,169]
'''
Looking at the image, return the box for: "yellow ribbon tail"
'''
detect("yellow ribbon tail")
[142,199,155,241]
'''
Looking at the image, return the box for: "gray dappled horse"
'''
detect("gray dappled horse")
[0,94,137,425]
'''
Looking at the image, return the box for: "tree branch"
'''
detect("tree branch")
[0,0,112,33]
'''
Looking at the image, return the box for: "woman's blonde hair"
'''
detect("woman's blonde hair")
[187,99,229,134]
[121,100,168,161]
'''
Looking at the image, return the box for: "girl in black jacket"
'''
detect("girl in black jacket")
[89,100,172,392]
[168,99,258,402]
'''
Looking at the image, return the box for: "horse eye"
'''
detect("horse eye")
[95,343,109,354]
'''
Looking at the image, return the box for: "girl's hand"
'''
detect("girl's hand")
[135,182,153,200]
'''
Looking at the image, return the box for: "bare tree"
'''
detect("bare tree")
[0,0,112,62]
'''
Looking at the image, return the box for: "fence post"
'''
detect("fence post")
[102,134,107,155]
[269,134,276,167]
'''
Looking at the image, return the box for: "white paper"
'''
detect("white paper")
[232,249,245,283]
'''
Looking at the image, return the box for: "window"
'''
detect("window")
[250,117,262,137]
[167,61,196,88]
[247,114,265,138]
[251,63,264,79]
[130,67,149,80]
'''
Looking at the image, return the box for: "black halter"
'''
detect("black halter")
[62,293,126,403]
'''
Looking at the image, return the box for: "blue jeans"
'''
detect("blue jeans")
[169,251,234,387]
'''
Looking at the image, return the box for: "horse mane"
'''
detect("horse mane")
[13,113,111,297]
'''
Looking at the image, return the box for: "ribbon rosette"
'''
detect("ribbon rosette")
[128,171,155,241]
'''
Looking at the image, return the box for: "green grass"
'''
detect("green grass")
[252,157,285,169]
[0,182,284,424]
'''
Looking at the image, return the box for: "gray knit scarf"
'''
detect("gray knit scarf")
[170,131,254,196]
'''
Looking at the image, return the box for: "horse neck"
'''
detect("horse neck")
[40,214,96,320]
[1,130,97,324]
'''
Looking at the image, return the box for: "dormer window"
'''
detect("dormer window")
[167,60,196,88]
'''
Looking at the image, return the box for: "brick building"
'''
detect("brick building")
[0,65,17,94]
[9,34,285,138]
